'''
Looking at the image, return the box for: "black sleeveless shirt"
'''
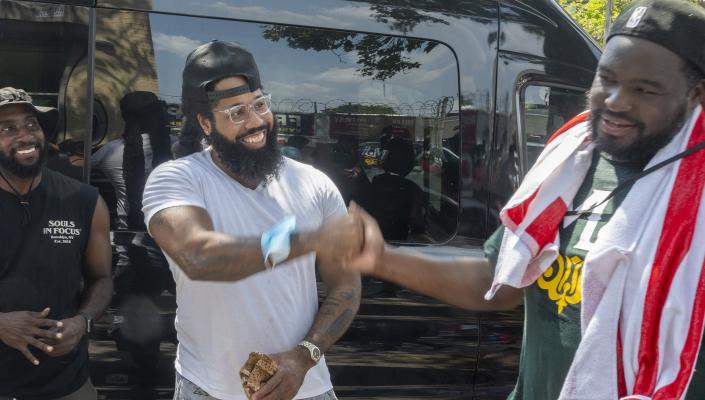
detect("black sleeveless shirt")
[0,169,98,399]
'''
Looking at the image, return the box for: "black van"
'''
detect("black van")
[0,0,600,398]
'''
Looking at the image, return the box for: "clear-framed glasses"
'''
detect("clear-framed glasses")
[214,93,272,125]
[0,117,42,138]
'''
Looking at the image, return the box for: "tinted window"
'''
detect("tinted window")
[0,0,89,181]
[90,10,461,244]
[521,85,586,168]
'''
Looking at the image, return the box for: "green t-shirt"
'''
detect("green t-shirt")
[484,151,705,400]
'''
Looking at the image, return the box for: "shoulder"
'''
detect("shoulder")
[148,151,210,183]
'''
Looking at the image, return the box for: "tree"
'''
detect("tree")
[262,1,496,81]
[559,0,704,45]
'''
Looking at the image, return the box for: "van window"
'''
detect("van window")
[90,9,461,244]
[0,0,89,181]
[520,85,586,168]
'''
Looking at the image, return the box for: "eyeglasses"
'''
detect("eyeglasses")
[214,94,272,125]
[0,117,42,138]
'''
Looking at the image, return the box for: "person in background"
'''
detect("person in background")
[0,87,112,399]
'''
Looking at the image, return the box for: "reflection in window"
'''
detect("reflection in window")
[145,14,461,244]
[0,0,89,181]
[522,85,586,167]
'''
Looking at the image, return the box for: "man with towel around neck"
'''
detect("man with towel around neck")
[345,1,705,399]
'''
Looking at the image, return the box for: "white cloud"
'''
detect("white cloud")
[320,6,371,21]
[153,32,202,57]
[400,63,456,84]
[316,67,365,84]
[267,80,334,102]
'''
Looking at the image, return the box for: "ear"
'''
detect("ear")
[699,81,705,109]
[690,79,705,109]
[196,113,212,136]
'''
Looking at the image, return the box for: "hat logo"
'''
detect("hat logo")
[626,6,648,28]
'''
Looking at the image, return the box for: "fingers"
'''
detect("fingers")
[30,308,62,330]
[35,318,62,330]
[352,203,374,221]
[31,307,50,319]
[32,327,62,340]
[27,336,53,354]
[252,371,283,400]
[16,343,39,365]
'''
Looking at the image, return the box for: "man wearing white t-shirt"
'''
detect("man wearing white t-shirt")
[142,41,362,400]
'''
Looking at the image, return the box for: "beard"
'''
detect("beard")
[210,122,283,186]
[0,141,46,178]
[590,105,688,162]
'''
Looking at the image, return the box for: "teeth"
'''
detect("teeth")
[16,147,36,155]
[242,132,264,143]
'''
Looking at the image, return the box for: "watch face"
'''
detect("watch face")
[312,347,321,361]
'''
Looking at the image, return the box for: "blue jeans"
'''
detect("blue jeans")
[174,372,338,400]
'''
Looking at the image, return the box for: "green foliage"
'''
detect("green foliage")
[559,0,703,45]
[263,26,437,81]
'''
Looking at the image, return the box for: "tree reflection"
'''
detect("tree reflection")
[262,1,496,81]
[263,26,438,81]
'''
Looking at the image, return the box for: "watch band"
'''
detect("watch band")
[261,216,296,269]
[78,312,92,334]
[297,340,322,363]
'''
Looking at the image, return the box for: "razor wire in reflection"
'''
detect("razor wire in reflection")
[271,96,455,117]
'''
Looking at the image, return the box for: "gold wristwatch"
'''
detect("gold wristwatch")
[297,340,322,363]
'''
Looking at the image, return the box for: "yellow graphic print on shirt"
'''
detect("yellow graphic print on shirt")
[537,255,583,314]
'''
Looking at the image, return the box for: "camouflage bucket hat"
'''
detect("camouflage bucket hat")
[0,87,59,136]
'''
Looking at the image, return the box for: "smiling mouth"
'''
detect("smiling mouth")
[240,131,265,144]
[14,145,38,156]
[600,116,639,137]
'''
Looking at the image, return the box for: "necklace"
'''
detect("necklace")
[0,170,36,226]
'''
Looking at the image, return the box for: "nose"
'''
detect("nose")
[604,87,632,113]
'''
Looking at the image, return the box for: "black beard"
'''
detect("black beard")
[590,106,687,162]
[0,142,46,178]
[210,122,282,186]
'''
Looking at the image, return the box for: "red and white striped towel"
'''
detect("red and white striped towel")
[485,105,705,399]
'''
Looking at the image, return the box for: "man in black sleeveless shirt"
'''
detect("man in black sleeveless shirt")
[0,87,112,399]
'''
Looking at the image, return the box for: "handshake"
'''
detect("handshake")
[297,202,384,274]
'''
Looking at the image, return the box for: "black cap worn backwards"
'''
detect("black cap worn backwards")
[607,0,705,76]
[182,40,262,105]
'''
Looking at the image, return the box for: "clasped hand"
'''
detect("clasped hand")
[0,307,86,365]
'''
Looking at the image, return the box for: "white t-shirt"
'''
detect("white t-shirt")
[142,148,346,400]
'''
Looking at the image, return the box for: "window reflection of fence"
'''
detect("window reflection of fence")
[272,96,455,118]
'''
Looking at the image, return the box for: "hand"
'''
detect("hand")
[42,315,85,357]
[251,347,312,400]
[346,202,385,275]
[310,212,364,268]
[0,307,62,365]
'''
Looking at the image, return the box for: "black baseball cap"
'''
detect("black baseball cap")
[182,40,262,105]
[607,0,705,76]
[0,87,58,135]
